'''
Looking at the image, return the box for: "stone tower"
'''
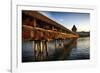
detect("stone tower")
[72,25,77,32]
[71,25,77,48]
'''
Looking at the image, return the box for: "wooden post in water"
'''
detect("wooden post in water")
[45,40,48,57]
[58,40,61,48]
[61,40,64,48]
[34,40,38,60]
[33,40,43,61]
[42,40,48,59]
[40,41,43,54]
[32,41,35,59]
[40,41,43,60]
[55,39,58,49]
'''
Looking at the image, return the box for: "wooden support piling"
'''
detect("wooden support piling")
[55,39,57,49]
[45,40,48,57]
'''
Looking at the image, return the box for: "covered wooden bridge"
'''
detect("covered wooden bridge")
[22,10,79,61]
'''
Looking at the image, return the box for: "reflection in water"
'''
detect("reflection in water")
[22,37,90,62]
[68,37,90,60]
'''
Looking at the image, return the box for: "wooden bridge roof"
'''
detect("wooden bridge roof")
[22,10,78,36]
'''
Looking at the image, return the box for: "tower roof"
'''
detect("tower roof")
[72,25,77,31]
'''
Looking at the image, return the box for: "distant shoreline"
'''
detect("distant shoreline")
[77,31,90,37]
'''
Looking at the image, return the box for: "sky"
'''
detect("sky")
[40,11,90,32]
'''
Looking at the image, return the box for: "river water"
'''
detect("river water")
[22,37,90,62]
[67,37,90,60]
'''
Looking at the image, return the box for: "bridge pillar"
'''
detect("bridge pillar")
[61,40,64,48]
[55,39,57,49]
[33,40,49,61]
[42,40,48,58]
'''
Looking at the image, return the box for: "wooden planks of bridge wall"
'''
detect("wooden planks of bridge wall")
[22,25,79,41]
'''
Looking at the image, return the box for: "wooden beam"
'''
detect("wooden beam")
[22,25,79,41]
